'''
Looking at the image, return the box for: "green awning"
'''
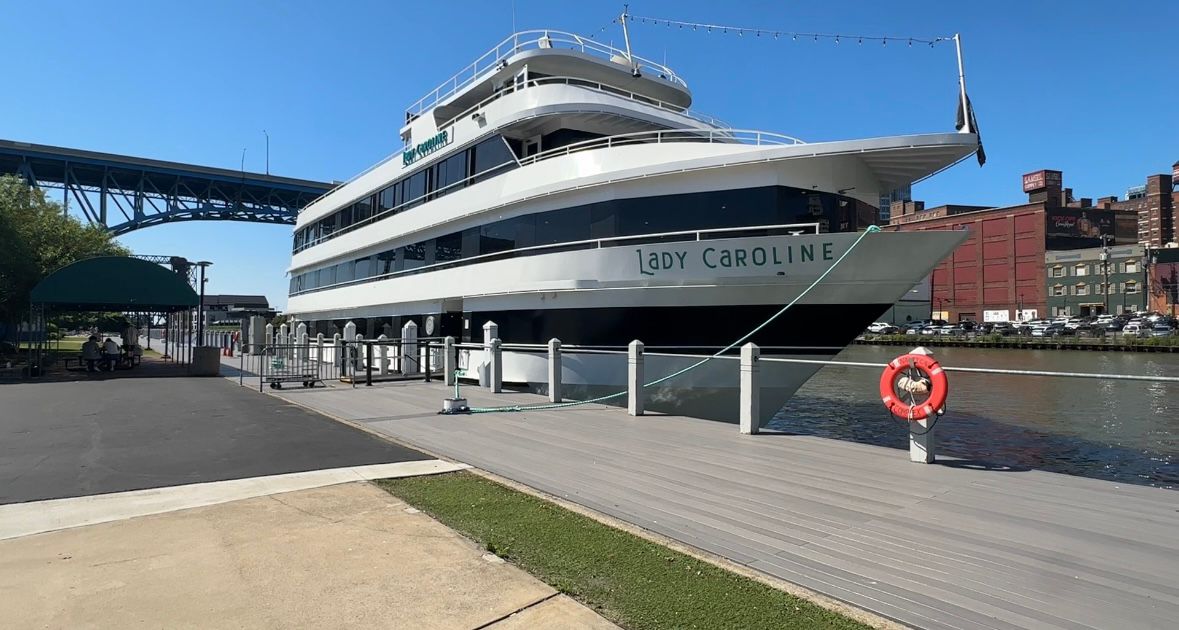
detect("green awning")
[31,256,199,312]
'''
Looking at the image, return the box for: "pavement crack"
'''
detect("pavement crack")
[470,591,562,630]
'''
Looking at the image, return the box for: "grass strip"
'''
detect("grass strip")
[378,471,867,630]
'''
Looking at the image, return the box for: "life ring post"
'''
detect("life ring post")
[907,346,937,463]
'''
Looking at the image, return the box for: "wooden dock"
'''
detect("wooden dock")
[270,381,1179,630]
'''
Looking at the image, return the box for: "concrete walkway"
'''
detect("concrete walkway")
[266,380,1179,630]
[0,481,617,629]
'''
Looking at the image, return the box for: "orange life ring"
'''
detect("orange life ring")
[879,353,948,421]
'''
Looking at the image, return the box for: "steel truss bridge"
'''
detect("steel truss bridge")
[0,139,333,235]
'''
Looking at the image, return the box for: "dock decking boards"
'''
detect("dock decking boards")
[272,382,1179,630]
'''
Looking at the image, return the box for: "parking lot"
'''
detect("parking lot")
[866,311,1178,339]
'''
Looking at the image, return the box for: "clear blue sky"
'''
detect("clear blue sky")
[3,1,1175,310]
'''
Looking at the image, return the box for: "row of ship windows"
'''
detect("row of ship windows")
[292,135,520,253]
[288,186,876,295]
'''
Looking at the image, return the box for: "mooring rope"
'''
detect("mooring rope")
[464,226,883,413]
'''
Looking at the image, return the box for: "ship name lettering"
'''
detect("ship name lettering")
[639,241,836,276]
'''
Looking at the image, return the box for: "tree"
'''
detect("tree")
[0,175,129,341]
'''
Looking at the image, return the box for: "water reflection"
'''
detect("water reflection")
[770,345,1179,488]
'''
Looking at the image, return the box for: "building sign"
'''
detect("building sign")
[1022,169,1062,192]
[983,309,1010,322]
[402,130,451,166]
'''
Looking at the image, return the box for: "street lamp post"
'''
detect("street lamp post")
[263,130,270,175]
[196,261,213,346]
[1099,235,1110,315]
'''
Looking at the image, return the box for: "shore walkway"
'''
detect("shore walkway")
[268,380,1179,630]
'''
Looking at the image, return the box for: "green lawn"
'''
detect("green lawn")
[377,472,867,630]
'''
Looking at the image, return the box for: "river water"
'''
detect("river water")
[769,345,1179,488]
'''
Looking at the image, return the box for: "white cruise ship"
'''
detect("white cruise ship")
[286,29,977,421]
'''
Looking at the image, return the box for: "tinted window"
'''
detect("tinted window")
[473,136,515,179]
[379,183,398,213]
[377,250,396,275]
[536,205,590,245]
[355,196,373,223]
[438,152,468,191]
[480,218,520,254]
[435,232,463,262]
[404,171,427,208]
[336,260,354,283]
[355,256,372,279]
[401,243,426,270]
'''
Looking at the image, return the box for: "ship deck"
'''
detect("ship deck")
[265,378,1179,630]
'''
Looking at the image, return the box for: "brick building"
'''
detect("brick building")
[1045,244,1146,317]
[1099,164,1178,246]
[888,170,1137,322]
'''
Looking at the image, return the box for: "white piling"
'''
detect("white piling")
[401,320,419,375]
[489,338,502,393]
[739,342,760,434]
[316,332,324,365]
[548,337,562,403]
[908,346,937,464]
[628,340,644,416]
[332,333,343,368]
[480,321,498,387]
[444,336,456,386]
[377,334,389,375]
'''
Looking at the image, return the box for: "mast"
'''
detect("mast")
[620,4,634,64]
[954,33,971,134]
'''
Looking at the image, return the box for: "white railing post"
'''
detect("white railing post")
[278,323,289,357]
[401,320,419,375]
[909,346,938,463]
[444,336,456,386]
[489,338,502,393]
[548,337,562,403]
[332,333,343,368]
[739,342,761,434]
[296,322,308,365]
[316,333,325,365]
[377,334,389,375]
[628,340,644,416]
[480,320,498,387]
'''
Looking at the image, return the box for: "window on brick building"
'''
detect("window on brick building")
[1052,285,1066,296]
[1074,264,1088,276]
[1126,281,1140,294]
[1051,266,1064,278]
[1125,259,1139,273]
[1076,284,1089,296]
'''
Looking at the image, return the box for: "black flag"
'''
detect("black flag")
[956,93,986,166]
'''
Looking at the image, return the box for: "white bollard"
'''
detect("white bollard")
[444,336,456,386]
[296,323,308,364]
[332,333,343,368]
[480,321,498,387]
[279,323,289,358]
[316,333,325,365]
[401,320,419,375]
[628,340,644,416]
[377,334,389,375]
[548,337,562,403]
[908,346,937,464]
[739,342,760,434]
[489,338,502,393]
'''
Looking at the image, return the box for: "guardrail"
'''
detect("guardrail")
[235,337,448,391]
[518,127,808,166]
[405,30,687,120]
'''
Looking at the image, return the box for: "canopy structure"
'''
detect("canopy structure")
[31,256,198,312]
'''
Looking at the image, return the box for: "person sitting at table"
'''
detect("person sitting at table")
[102,337,120,372]
[81,336,102,372]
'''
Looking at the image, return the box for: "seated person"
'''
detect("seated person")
[130,344,144,365]
[102,337,120,371]
[81,336,102,372]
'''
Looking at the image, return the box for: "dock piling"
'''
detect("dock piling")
[548,338,562,402]
[628,340,644,416]
[444,336,456,386]
[739,342,760,434]
[908,346,937,463]
[489,338,502,393]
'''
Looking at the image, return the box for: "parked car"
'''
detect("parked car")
[1122,322,1148,338]
[1043,323,1075,337]
[866,322,900,334]
[903,325,923,335]
[990,322,1018,336]
[941,325,966,336]
[1150,324,1175,338]
[920,325,939,336]
[958,320,978,332]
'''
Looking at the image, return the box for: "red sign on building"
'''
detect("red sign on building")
[1022,169,1062,192]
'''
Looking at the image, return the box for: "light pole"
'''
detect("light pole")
[1099,235,1110,315]
[263,130,270,175]
[196,261,213,346]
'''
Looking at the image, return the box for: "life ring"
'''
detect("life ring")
[879,353,948,421]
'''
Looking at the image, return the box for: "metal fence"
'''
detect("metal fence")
[235,337,447,391]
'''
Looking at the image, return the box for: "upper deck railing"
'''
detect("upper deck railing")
[518,128,807,166]
[405,30,688,120]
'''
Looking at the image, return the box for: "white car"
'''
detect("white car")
[1122,323,1147,338]
[866,322,897,334]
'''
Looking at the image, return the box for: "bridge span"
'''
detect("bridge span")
[0,139,333,235]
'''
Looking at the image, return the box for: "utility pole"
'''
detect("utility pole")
[196,261,213,346]
[1100,235,1110,315]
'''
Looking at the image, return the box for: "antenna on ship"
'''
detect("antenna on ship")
[619,5,640,76]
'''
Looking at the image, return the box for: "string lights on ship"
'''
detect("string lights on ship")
[627,14,951,48]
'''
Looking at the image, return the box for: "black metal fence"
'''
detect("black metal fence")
[235,337,447,391]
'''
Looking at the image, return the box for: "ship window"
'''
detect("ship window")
[480,218,521,254]
[437,152,468,192]
[404,170,427,208]
[354,256,371,280]
[379,183,398,213]
[377,249,397,275]
[401,243,426,270]
[339,205,355,230]
[337,260,354,283]
[355,196,373,223]
[472,136,516,181]
[536,206,590,245]
[435,232,463,262]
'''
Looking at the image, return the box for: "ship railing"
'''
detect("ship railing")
[405,30,687,121]
[288,221,820,297]
[519,128,808,166]
[235,336,450,389]
[436,75,730,131]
